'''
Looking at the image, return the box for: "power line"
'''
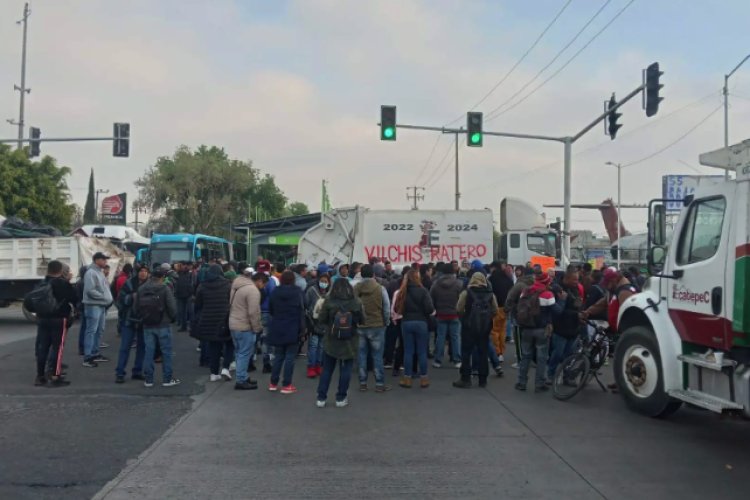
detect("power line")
[484,0,615,123]
[621,104,722,168]
[422,136,457,188]
[443,0,574,127]
[486,0,637,122]
[427,136,465,189]
[414,134,443,185]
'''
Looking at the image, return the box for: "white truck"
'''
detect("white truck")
[614,139,750,418]
[0,236,130,320]
[296,207,494,267]
[497,197,559,267]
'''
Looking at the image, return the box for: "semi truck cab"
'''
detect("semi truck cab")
[615,141,750,418]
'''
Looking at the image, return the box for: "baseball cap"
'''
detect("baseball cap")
[601,267,619,286]
[92,252,110,261]
[152,268,167,278]
[242,266,255,276]
[160,263,172,271]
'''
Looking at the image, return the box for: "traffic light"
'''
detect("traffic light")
[380,105,396,141]
[645,62,663,117]
[113,122,130,157]
[29,127,40,157]
[467,111,483,147]
[607,94,622,140]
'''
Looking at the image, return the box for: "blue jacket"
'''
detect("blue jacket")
[268,284,305,346]
[261,278,276,313]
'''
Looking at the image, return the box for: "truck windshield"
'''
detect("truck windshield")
[150,242,192,265]
[527,233,556,257]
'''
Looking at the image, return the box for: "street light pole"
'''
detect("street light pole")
[723,54,750,180]
[606,162,622,269]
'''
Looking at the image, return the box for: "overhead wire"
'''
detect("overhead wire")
[443,0,574,127]
[486,0,637,122]
[414,134,444,185]
[421,137,458,188]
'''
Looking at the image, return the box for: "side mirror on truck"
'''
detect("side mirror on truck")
[649,246,666,268]
[653,204,666,246]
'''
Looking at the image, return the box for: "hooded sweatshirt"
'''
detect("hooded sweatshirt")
[228,274,263,333]
[430,273,463,320]
[457,272,498,326]
[82,263,113,307]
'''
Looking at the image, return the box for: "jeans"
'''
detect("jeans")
[384,322,399,365]
[83,305,106,360]
[402,320,429,378]
[36,318,65,377]
[547,334,578,379]
[271,343,296,386]
[461,328,489,382]
[231,330,256,383]
[358,327,386,386]
[518,328,549,388]
[471,337,501,372]
[143,327,173,383]
[116,323,145,378]
[317,353,353,402]
[307,335,324,368]
[207,340,224,375]
[261,312,274,364]
[434,319,461,365]
[176,297,191,330]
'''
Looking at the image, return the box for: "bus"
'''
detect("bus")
[141,234,233,265]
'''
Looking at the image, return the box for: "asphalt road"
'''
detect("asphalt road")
[2,306,749,500]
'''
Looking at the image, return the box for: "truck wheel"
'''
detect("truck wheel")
[614,326,681,418]
[22,304,37,323]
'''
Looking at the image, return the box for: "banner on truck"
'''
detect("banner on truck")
[530,256,556,272]
[101,193,127,225]
[359,211,493,266]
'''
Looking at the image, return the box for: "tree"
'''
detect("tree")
[285,202,309,217]
[83,169,96,224]
[0,144,75,231]
[136,145,289,237]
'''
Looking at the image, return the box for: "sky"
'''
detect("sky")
[1,0,749,235]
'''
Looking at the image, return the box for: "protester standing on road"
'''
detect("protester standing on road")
[82,252,113,368]
[114,265,150,384]
[430,262,463,369]
[305,273,330,378]
[135,267,179,387]
[547,267,584,382]
[256,260,276,373]
[174,261,193,332]
[354,264,391,392]
[31,260,77,387]
[394,269,435,389]
[228,263,262,391]
[515,271,556,392]
[316,278,364,408]
[193,264,233,382]
[488,261,514,363]
[268,270,305,394]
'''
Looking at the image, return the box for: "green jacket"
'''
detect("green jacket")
[318,296,364,360]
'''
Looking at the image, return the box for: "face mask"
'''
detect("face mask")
[319,282,329,290]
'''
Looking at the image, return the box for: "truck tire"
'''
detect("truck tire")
[22,304,38,323]
[614,326,681,418]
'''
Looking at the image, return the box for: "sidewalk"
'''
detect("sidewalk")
[94,363,603,500]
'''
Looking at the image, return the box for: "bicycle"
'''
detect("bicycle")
[552,320,613,401]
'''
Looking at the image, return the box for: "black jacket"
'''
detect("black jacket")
[174,270,193,299]
[40,276,78,319]
[488,270,514,307]
[552,284,583,339]
[117,275,148,327]
[268,285,305,346]
[401,284,435,323]
[192,276,232,342]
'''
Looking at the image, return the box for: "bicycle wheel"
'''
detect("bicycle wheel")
[552,352,591,401]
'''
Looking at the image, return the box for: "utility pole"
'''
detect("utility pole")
[406,186,425,210]
[8,3,31,150]
[455,128,461,210]
[95,189,109,223]
[723,54,750,180]
[605,162,623,269]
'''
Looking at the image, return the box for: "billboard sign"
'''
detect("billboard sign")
[101,193,127,225]
[661,175,723,213]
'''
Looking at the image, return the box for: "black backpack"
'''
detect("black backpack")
[466,289,493,333]
[137,286,166,327]
[516,289,543,328]
[331,308,354,340]
[24,281,59,317]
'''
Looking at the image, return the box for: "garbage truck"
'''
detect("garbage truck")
[614,139,750,418]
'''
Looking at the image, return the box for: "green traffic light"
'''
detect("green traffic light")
[470,132,481,144]
[383,127,394,139]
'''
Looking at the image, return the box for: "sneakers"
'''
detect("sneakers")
[432,361,442,369]
[359,383,368,392]
[144,381,154,388]
[454,362,462,369]
[375,384,392,393]
[494,365,504,377]
[452,379,472,389]
[316,400,326,408]
[306,367,317,379]
[235,381,258,390]
[163,379,181,387]
[335,398,349,408]
[498,354,505,363]
[115,376,125,384]
[92,355,110,363]
[220,368,232,381]
[99,342,109,349]
[268,383,279,392]
[131,374,145,381]
[280,385,297,394]
[229,361,236,372]
[209,374,222,382]
[514,383,526,391]
[383,363,394,369]
[82,360,98,368]
[420,377,430,389]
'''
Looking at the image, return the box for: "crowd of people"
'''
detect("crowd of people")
[30,253,641,407]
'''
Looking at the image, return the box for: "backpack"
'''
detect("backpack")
[516,289,542,328]
[331,308,354,340]
[137,286,166,327]
[24,281,59,317]
[466,289,493,333]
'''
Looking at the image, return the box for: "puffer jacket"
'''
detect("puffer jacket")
[268,285,305,346]
[228,275,262,333]
[193,275,232,342]
[430,274,463,318]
